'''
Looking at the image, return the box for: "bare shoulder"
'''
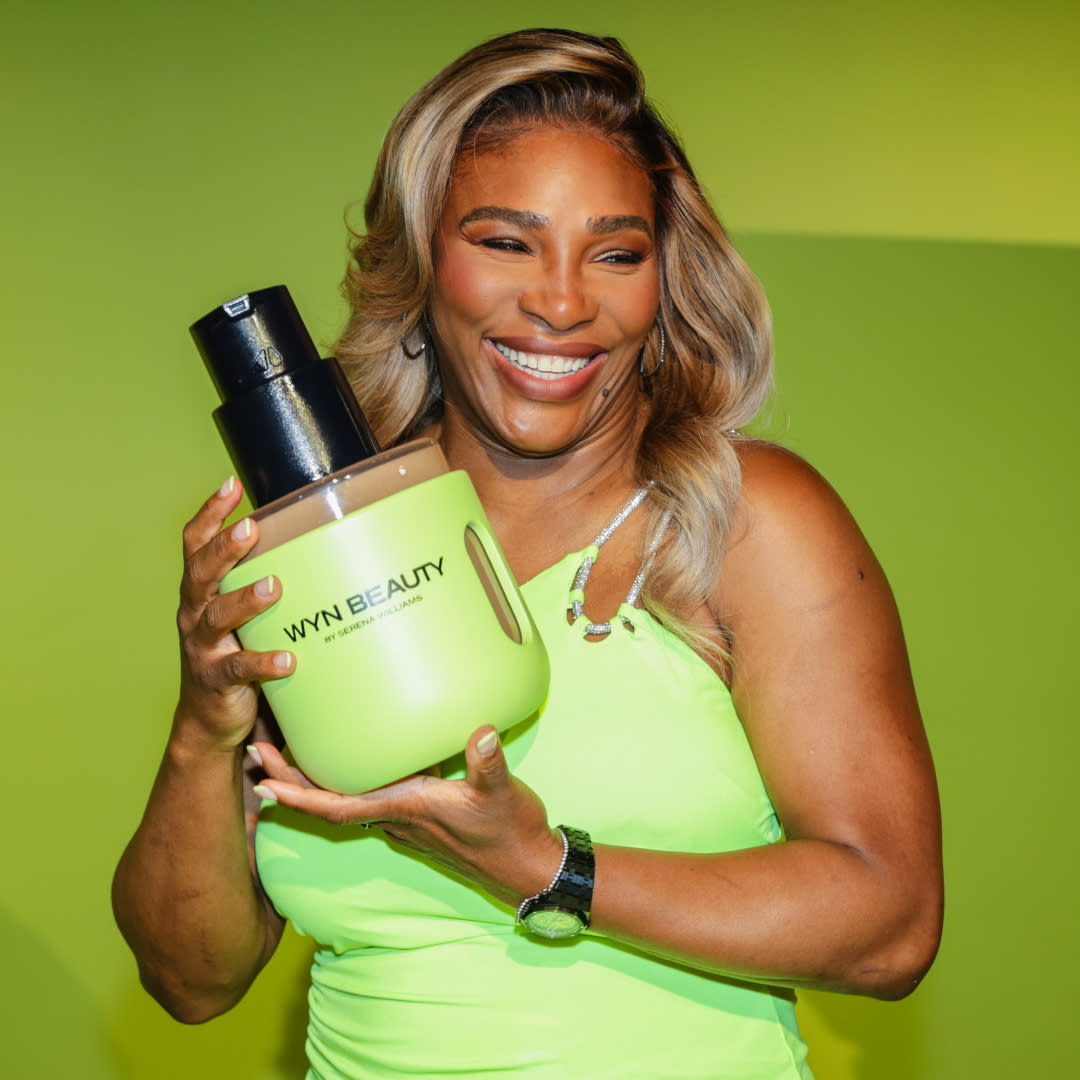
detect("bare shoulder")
[735,438,833,497]
[715,440,879,620]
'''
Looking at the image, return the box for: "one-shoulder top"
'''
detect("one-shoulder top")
[256,531,813,1080]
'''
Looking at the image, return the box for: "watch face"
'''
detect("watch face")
[523,908,585,939]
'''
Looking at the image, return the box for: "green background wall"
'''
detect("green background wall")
[2,1,1076,1076]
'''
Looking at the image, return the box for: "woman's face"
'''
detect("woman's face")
[430,126,660,458]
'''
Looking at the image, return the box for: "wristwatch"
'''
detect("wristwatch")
[516,825,595,939]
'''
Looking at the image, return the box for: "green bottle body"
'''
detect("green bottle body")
[222,442,549,793]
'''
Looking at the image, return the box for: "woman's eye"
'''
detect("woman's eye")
[480,238,530,253]
[599,250,645,265]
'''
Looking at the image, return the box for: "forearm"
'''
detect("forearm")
[249,728,941,1001]
[112,708,282,1022]
[587,835,942,1000]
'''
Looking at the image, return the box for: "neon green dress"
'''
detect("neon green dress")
[256,524,813,1079]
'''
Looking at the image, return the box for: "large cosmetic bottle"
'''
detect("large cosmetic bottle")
[191,285,549,794]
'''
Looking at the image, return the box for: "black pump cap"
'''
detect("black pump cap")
[191,285,380,507]
[191,285,321,399]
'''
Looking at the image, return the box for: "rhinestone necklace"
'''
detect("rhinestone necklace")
[569,487,672,636]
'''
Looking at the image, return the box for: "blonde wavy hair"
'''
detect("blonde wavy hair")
[336,28,773,668]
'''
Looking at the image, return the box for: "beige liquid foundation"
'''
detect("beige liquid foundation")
[192,286,549,793]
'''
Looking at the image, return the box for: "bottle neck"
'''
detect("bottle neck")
[240,439,449,560]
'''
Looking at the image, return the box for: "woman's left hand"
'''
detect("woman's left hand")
[250,727,563,906]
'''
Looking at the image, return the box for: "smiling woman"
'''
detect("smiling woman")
[338,34,775,653]
[430,128,659,455]
[113,27,942,1080]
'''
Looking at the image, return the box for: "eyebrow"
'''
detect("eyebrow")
[458,206,547,230]
[458,206,653,239]
[586,214,653,239]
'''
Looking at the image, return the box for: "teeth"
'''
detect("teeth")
[493,342,592,380]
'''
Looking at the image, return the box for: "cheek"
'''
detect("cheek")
[433,249,506,327]
[616,275,661,337]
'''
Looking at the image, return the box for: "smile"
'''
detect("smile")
[491,342,596,381]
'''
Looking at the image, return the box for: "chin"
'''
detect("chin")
[484,419,583,460]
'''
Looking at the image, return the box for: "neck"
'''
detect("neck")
[425,400,650,561]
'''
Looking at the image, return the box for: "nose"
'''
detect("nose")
[518,260,599,331]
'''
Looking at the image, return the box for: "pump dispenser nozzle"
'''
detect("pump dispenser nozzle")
[191,285,379,507]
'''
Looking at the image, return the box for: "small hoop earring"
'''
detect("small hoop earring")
[401,316,429,360]
[638,318,666,380]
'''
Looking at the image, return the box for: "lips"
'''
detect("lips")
[489,340,605,381]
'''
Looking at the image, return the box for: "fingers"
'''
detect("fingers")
[249,728,514,834]
[249,742,315,789]
[250,744,427,826]
[252,780,379,826]
[182,476,244,561]
[248,743,368,824]
[178,480,283,656]
[180,513,260,622]
[464,726,509,794]
[178,478,258,640]
[176,482,295,699]
[179,570,293,694]
[184,645,295,696]
[251,754,438,827]
[185,571,279,648]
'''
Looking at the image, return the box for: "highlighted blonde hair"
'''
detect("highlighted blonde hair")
[336,28,773,668]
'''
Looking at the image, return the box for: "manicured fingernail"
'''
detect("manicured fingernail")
[218,476,236,497]
[231,517,252,541]
[273,651,294,672]
[254,575,276,598]
[252,784,278,803]
[477,729,499,756]
[245,744,263,767]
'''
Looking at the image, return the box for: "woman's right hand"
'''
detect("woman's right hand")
[174,476,294,752]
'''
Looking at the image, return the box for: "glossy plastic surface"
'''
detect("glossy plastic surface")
[222,470,549,793]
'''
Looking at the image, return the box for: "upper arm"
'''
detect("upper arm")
[715,444,940,889]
